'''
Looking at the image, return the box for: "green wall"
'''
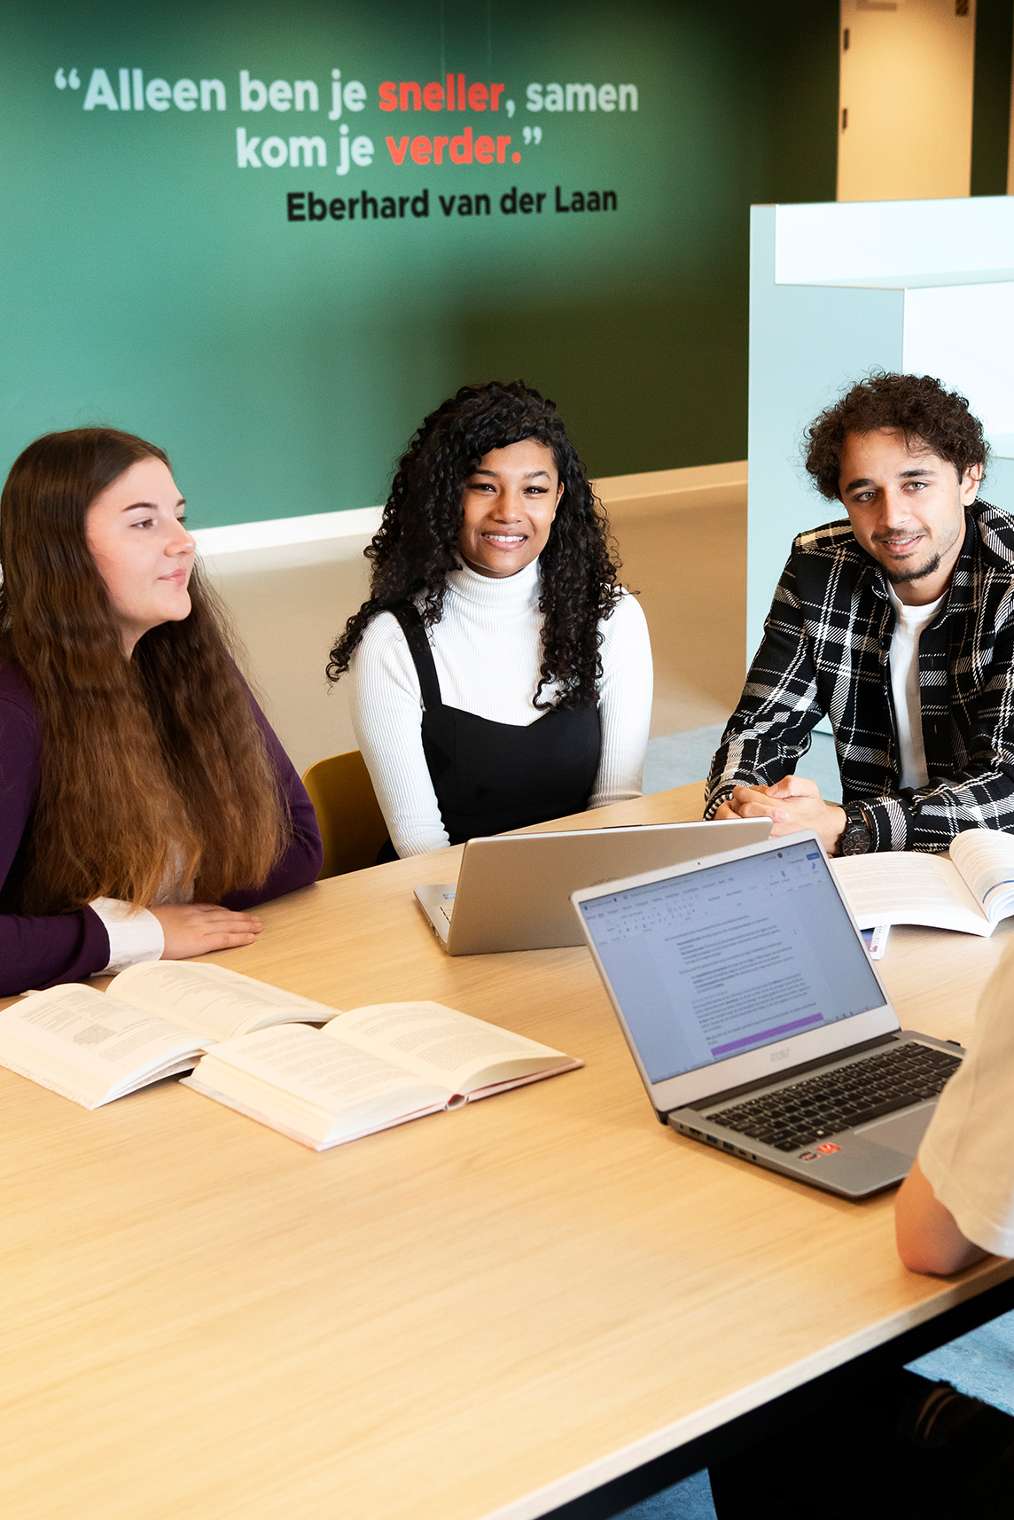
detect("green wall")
[971,0,1013,196]
[2,1,839,527]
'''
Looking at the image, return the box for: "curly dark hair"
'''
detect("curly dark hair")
[326,380,624,708]
[804,372,988,500]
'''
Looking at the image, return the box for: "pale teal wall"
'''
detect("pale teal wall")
[748,203,1014,664]
[747,207,903,658]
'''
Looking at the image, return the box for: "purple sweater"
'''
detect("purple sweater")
[0,662,323,997]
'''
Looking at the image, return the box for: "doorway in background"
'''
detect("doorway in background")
[838,0,977,200]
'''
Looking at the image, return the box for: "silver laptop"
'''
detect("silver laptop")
[414,819,773,955]
[572,832,963,1198]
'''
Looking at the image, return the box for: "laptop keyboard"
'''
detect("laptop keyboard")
[709,1042,961,1153]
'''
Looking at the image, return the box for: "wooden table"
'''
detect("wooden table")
[3,784,1013,1520]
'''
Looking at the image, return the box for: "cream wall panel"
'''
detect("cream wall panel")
[198,464,748,774]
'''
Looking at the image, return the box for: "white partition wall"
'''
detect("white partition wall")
[748,197,1014,662]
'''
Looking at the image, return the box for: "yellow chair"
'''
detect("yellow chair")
[302,751,389,879]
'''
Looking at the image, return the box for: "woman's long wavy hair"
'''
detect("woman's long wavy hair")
[0,427,286,913]
[327,381,623,709]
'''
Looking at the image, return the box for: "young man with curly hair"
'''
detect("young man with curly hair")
[705,374,1014,1515]
[706,372,1014,858]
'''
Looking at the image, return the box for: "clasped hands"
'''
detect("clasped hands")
[714,776,847,856]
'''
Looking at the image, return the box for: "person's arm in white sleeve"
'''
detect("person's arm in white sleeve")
[90,897,166,973]
[347,613,451,858]
[896,946,1014,1274]
[895,1162,986,1276]
[588,592,653,808]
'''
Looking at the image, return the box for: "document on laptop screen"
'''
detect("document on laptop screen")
[578,841,885,1083]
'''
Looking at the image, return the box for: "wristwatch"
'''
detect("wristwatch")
[839,801,873,856]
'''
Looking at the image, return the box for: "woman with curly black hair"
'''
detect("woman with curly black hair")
[327,380,652,858]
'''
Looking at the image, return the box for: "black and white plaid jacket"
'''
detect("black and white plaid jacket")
[706,502,1014,852]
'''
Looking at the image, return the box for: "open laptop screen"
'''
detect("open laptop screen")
[576,839,885,1083]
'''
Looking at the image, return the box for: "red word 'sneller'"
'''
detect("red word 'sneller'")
[378,77,507,113]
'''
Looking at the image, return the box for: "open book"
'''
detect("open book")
[832,827,1014,937]
[183,1000,582,1150]
[0,960,340,1109]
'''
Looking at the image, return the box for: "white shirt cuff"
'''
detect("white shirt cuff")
[90,898,166,973]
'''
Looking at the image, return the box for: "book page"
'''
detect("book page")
[328,1001,576,1094]
[107,961,340,1041]
[948,828,1014,924]
[187,1024,449,1145]
[831,853,989,934]
[0,985,201,1107]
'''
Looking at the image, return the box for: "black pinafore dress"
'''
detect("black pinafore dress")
[392,604,601,846]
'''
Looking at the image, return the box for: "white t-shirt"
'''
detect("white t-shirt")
[887,584,945,791]
[348,558,653,857]
[919,946,1014,1257]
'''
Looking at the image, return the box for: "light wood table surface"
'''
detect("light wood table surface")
[3,783,1013,1520]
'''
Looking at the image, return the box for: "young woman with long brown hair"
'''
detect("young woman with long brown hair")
[0,427,322,997]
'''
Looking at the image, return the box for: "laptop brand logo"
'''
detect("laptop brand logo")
[769,1048,792,1063]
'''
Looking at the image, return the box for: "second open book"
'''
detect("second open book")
[833,826,1014,936]
[0,960,580,1147]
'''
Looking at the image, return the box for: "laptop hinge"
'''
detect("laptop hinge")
[665,1032,899,1116]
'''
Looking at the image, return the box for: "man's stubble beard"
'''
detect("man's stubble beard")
[885,550,941,586]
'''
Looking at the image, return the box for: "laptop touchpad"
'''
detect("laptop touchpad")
[858,1105,934,1157]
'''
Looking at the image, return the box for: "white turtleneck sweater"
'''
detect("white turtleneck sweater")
[348,559,653,857]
